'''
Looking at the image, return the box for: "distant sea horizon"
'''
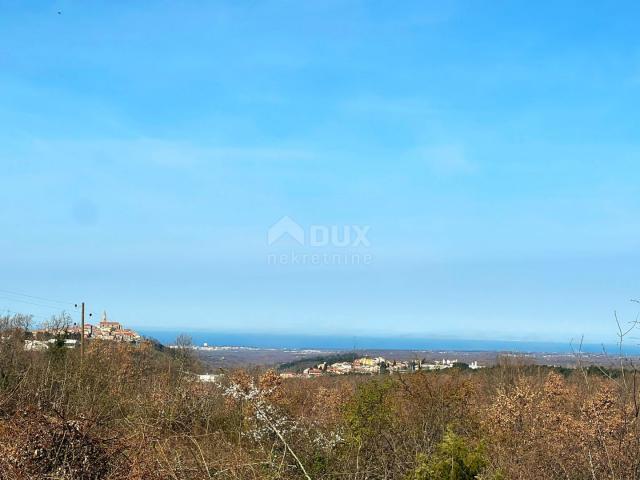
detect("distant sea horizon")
[138,329,640,355]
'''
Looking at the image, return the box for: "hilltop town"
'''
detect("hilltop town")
[24,311,141,351]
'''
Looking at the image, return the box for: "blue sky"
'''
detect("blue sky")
[1,1,639,343]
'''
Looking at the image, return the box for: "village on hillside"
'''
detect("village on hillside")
[280,356,485,378]
[170,343,487,379]
[24,311,141,351]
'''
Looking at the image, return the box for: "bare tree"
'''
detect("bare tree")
[41,311,72,337]
[0,313,32,338]
[175,333,193,349]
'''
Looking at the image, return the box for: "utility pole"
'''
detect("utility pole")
[80,302,85,361]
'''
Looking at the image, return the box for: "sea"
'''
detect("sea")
[137,330,640,354]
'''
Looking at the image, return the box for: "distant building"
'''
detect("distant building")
[353,357,386,374]
[68,323,94,338]
[24,340,48,351]
[354,357,377,367]
[99,311,122,332]
[197,373,223,383]
[93,311,140,342]
[389,361,411,372]
[328,362,353,375]
[63,339,79,348]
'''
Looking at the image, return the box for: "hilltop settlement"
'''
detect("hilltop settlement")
[24,311,141,351]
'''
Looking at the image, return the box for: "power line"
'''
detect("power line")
[0,294,74,312]
[1,307,63,319]
[0,308,60,323]
[0,288,75,307]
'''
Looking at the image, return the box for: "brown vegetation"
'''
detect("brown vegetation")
[1,314,640,479]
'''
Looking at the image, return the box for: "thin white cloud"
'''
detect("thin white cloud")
[342,94,437,116]
[26,137,318,169]
[416,145,476,175]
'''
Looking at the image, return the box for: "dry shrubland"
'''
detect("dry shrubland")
[2,315,640,479]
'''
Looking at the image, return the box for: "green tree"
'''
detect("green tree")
[408,427,497,480]
[344,379,394,447]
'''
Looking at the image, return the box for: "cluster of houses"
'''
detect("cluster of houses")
[80,312,141,342]
[25,338,80,351]
[25,311,141,350]
[281,356,484,378]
